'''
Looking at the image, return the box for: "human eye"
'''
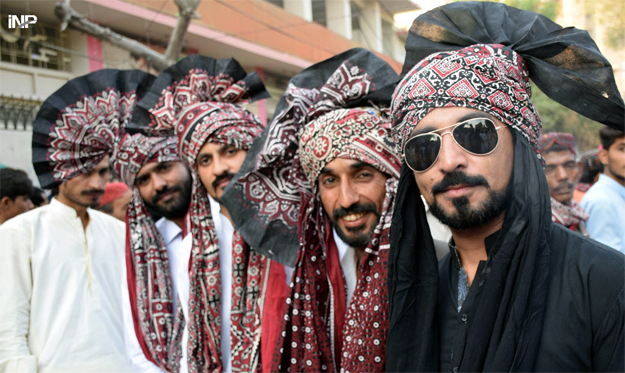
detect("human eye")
[544,166,555,174]
[198,156,211,166]
[321,176,336,186]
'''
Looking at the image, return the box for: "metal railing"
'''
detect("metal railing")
[0,94,41,131]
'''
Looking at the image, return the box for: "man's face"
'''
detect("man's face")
[599,136,625,183]
[0,194,34,222]
[318,158,388,249]
[411,107,514,230]
[542,149,579,205]
[135,161,191,219]
[196,142,247,202]
[59,156,111,208]
[110,189,132,222]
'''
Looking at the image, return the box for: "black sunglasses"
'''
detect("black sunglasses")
[403,118,501,172]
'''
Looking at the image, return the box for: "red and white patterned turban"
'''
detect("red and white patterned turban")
[392,44,542,155]
[299,107,400,184]
[32,69,155,188]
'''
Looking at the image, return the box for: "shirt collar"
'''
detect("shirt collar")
[598,174,625,200]
[156,217,182,245]
[449,229,502,270]
[49,198,82,220]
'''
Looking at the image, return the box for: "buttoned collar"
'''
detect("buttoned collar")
[155,217,182,246]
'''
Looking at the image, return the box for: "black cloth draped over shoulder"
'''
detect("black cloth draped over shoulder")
[401,1,624,130]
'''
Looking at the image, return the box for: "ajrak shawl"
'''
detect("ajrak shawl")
[130,54,283,373]
[550,197,589,236]
[224,48,400,373]
[111,134,185,372]
[32,69,155,188]
[386,2,624,372]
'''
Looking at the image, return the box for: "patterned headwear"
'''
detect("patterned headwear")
[392,44,542,155]
[111,134,184,373]
[32,69,155,188]
[98,182,130,208]
[538,132,577,155]
[130,55,275,373]
[224,48,401,372]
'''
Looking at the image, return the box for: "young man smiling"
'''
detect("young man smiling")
[386,3,624,372]
[227,49,401,373]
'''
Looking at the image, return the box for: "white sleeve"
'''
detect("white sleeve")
[0,223,37,373]
[121,254,165,373]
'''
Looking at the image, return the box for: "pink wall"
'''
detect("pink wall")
[87,35,104,72]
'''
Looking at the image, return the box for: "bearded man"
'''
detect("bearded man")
[111,133,193,373]
[538,132,589,235]
[0,69,154,372]
[129,55,290,373]
[225,48,400,373]
[385,3,624,372]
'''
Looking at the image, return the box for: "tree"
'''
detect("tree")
[54,0,201,72]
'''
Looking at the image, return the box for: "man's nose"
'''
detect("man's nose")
[437,133,469,173]
[152,173,168,191]
[338,179,360,208]
[212,155,229,176]
[555,165,568,181]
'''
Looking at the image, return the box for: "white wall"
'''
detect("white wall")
[0,130,38,186]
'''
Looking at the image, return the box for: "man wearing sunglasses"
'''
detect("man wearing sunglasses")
[385,3,624,373]
[537,132,589,236]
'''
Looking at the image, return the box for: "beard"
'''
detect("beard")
[145,175,192,220]
[62,187,105,209]
[331,202,381,249]
[608,163,625,182]
[429,171,512,231]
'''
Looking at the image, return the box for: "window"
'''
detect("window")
[1,14,71,72]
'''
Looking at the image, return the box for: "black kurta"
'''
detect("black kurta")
[439,225,624,372]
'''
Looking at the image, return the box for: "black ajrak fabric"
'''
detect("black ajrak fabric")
[32,69,155,188]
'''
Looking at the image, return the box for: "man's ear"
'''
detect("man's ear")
[0,196,13,212]
[598,148,609,167]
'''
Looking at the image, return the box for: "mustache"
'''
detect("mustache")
[81,189,104,196]
[553,180,574,193]
[431,171,489,195]
[212,172,235,191]
[152,185,182,204]
[332,202,379,221]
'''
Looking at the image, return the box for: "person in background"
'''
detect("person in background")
[581,125,625,253]
[97,182,132,222]
[573,149,603,203]
[29,187,48,208]
[0,69,153,372]
[0,168,34,225]
[538,132,589,235]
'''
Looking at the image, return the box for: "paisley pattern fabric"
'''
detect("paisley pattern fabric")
[32,69,155,188]
[112,134,184,372]
[392,44,542,156]
[130,55,273,373]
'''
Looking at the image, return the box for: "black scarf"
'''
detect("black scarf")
[387,132,553,372]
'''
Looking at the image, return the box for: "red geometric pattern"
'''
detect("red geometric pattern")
[392,44,542,157]
[111,134,184,372]
[47,90,135,183]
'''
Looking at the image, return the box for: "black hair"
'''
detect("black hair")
[0,168,34,201]
[29,187,46,206]
[98,202,114,214]
[599,125,625,151]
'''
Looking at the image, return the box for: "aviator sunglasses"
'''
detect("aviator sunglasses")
[403,118,502,172]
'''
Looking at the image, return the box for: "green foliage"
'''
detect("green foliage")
[531,86,603,152]
[501,0,559,20]
[579,0,625,49]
